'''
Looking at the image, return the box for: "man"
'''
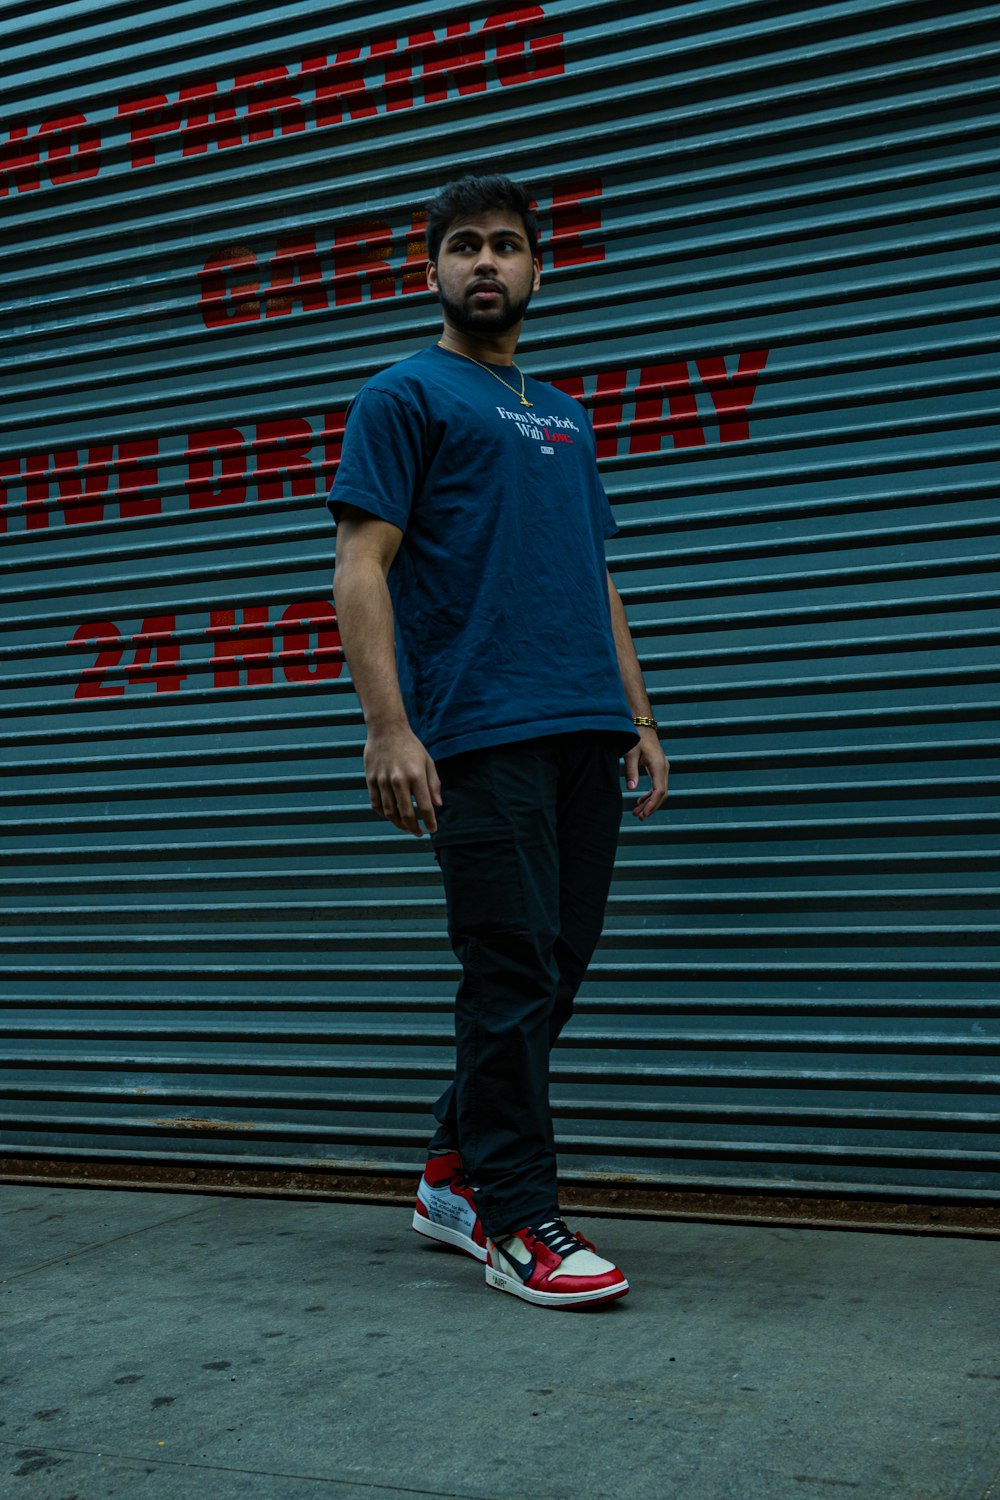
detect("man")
[329,174,668,1310]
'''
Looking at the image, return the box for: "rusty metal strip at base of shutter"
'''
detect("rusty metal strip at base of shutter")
[1,1156,998,1241]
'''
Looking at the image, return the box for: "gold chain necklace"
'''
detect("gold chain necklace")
[438,342,533,408]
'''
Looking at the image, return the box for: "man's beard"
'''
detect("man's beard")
[436,281,533,335]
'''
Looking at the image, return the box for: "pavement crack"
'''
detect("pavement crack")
[0,1204,217,1284]
[0,1438,501,1498]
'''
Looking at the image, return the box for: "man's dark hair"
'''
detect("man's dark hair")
[425,174,538,264]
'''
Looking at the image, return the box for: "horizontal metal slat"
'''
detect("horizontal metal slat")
[3,699,998,759]
[0,852,995,898]
[619,476,1000,533]
[3,1081,996,1132]
[0,1101,995,1174]
[2,771,995,831]
[3,1138,993,1201]
[2,773,995,818]
[7,661,999,724]
[3,991,998,1016]
[1,1021,995,1052]
[4,891,998,927]
[26,923,971,949]
[3,960,999,983]
[1,730,997,781]
[0,1110,994,1172]
[2,807,996,847]
[2,1051,997,1092]
[5,628,999,714]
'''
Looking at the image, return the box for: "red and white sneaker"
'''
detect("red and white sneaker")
[412,1150,488,1263]
[485,1217,629,1309]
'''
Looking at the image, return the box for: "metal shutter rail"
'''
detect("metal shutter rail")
[1,0,998,1200]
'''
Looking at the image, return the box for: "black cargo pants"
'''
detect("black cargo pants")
[427,729,626,1241]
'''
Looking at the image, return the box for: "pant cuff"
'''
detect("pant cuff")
[483,1200,561,1243]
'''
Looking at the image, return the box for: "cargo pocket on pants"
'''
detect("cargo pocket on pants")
[435,835,529,940]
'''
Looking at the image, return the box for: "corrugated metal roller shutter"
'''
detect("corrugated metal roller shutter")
[2,0,998,1203]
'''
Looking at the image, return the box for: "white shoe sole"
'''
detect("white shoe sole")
[485,1263,629,1308]
[412,1208,487,1263]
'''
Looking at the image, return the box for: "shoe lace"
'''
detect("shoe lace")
[528,1217,583,1259]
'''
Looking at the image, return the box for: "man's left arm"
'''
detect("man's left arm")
[607,568,669,820]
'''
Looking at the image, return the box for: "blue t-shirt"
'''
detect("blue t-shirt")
[327,343,637,761]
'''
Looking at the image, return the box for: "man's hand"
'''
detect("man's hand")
[624,727,669,820]
[364,724,443,837]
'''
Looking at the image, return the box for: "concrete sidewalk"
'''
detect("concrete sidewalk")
[2,1184,998,1500]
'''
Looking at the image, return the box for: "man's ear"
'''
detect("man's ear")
[532,255,542,292]
[426,258,438,291]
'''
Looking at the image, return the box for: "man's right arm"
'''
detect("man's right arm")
[332,504,442,837]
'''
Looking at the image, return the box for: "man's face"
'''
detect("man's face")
[427,208,542,336]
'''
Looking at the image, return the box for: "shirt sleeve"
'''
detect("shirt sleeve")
[574,395,619,540]
[592,465,619,539]
[326,386,425,530]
